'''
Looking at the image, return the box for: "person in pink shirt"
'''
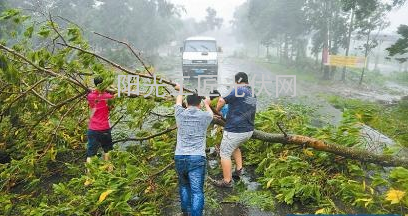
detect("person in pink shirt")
[86,77,114,163]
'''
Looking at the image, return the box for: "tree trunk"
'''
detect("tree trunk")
[284,34,289,61]
[257,41,260,57]
[359,30,371,85]
[342,9,354,82]
[210,118,408,168]
[290,39,295,62]
[266,44,270,58]
[374,40,382,71]
[251,130,408,168]
[322,46,330,80]
[322,0,330,80]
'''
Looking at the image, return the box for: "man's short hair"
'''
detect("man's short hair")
[209,90,221,100]
[235,72,248,83]
[94,77,103,86]
[186,94,202,106]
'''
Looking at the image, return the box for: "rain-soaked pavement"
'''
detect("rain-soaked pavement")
[156,56,407,215]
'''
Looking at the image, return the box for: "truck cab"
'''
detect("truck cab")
[180,36,221,78]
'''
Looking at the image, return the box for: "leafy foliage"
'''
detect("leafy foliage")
[239,103,408,214]
[5,0,183,62]
[387,24,408,63]
[0,8,178,215]
[327,95,408,148]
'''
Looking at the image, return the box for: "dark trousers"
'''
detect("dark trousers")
[86,129,112,157]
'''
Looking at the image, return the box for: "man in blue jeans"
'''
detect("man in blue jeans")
[174,84,213,216]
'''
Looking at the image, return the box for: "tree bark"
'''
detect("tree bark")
[342,9,354,82]
[251,130,408,168]
[359,30,371,85]
[284,34,289,61]
[322,0,331,80]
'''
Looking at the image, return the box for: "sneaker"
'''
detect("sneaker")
[232,168,244,179]
[211,178,234,188]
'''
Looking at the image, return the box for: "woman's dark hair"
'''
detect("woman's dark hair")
[94,77,103,86]
[209,90,221,100]
[186,94,202,106]
[235,72,248,83]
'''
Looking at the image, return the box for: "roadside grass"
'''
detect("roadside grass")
[388,70,408,84]
[252,57,388,88]
[345,67,386,87]
[252,57,320,83]
[326,95,408,148]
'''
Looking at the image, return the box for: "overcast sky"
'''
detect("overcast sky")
[169,0,408,33]
[170,0,246,24]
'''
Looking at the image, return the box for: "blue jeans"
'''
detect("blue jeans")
[175,155,206,216]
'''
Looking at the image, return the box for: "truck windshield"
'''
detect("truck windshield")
[184,40,217,52]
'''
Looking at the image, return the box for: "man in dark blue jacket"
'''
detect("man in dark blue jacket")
[213,72,257,187]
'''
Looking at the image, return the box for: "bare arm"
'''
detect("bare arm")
[204,97,213,115]
[175,84,183,105]
[216,97,226,112]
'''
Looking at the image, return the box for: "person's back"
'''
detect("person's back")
[175,105,212,156]
[86,77,114,163]
[87,90,113,131]
[224,86,256,133]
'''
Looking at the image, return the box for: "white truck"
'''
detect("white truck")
[180,36,221,77]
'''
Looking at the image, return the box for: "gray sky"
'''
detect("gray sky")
[386,5,408,33]
[170,0,246,24]
[170,0,408,33]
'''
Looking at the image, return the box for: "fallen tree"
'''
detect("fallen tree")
[0,19,407,169]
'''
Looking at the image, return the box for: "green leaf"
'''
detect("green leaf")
[38,28,51,38]
[390,167,408,183]
[283,188,296,204]
[0,9,20,20]
[24,25,34,38]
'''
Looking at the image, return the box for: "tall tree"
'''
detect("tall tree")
[305,0,348,79]
[0,1,6,39]
[5,0,183,62]
[386,24,408,64]
[356,4,389,85]
[232,2,261,56]
[340,0,407,81]
[203,7,223,31]
[247,0,310,64]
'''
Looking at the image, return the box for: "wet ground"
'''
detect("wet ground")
[157,56,408,215]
